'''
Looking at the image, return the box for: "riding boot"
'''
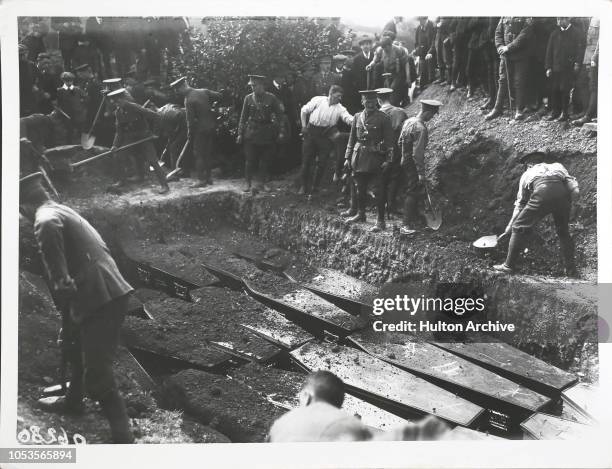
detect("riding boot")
[99,390,134,444]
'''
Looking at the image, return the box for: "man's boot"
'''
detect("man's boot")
[485,108,503,120]
[571,114,591,127]
[99,390,134,444]
[370,219,386,232]
[347,212,366,223]
[493,231,523,273]
[151,162,170,193]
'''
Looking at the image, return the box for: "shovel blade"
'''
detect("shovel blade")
[473,235,498,249]
[166,167,183,182]
[424,209,442,230]
[81,133,95,150]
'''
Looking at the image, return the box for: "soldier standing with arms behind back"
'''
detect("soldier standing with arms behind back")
[170,76,223,187]
[20,174,135,443]
[398,99,441,235]
[344,90,394,231]
[236,75,285,193]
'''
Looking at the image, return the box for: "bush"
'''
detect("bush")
[170,17,350,137]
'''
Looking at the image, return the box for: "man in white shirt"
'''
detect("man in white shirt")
[495,152,579,277]
[298,85,353,195]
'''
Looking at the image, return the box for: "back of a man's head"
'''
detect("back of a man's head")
[302,370,345,408]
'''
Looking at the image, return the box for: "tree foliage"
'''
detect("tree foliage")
[170,17,350,126]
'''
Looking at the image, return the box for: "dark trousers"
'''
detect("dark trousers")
[507,179,575,271]
[244,142,274,186]
[353,170,385,221]
[418,54,435,87]
[401,157,425,226]
[67,294,132,443]
[585,65,598,118]
[300,126,334,193]
[381,164,403,216]
[115,136,167,187]
[451,38,468,86]
[466,47,482,91]
[193,129,215,181]
[549,70,574,115]
[481,44,499,103]
[528,57,548,108]
[435,40,447,80]
[493,58,529,113]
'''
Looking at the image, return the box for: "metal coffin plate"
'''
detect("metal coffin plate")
[561,383,601,423]
[350,330,550,412]
[432,341,578,394]
[239,306,314,350]
[521,413,593,440]
[290,342,484,427]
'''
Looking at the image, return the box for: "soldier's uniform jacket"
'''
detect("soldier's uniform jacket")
[399,117,429,176]
[34,201,133,322]
[495,17,534,62]
[237,91,283,144]
[185,88,222,134]
[345,109,394,173]
[112,100,159,147]
[379,103,407,164]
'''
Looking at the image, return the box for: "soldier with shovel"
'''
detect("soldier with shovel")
[398,99,442,235]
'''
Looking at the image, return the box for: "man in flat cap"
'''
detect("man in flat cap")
[236,75,285,193]
[344,90,394,231]
[414,17,436,90]
[366,30,412,106]
[494,152,579,277]
[20,174,135,443]
[170,76,223,187]
[107,88,170,193]
[352,35,375,91]
[398,99,441,235]
[19,43,38,116]
[300,84,354,195]
[376,87,407,222]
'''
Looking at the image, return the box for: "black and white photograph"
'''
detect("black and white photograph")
[2,3,611,468]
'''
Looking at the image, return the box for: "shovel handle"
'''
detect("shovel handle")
[86,95,106,136]
[71,135,158,168]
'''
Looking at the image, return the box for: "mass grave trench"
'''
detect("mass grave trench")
[69,186,597,375]
[17,179,597,441]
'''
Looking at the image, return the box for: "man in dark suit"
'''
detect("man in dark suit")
[21,174,135,443]
[544,17,581,121]
[351,35,375,94]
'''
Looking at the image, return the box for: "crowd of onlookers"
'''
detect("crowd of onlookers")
[18,16,599,185]
[372,16,599,125]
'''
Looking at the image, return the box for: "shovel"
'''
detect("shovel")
[165,138,191,181]
[423,184,442,230]
[81,95,106,150]
[473,234,499,249]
